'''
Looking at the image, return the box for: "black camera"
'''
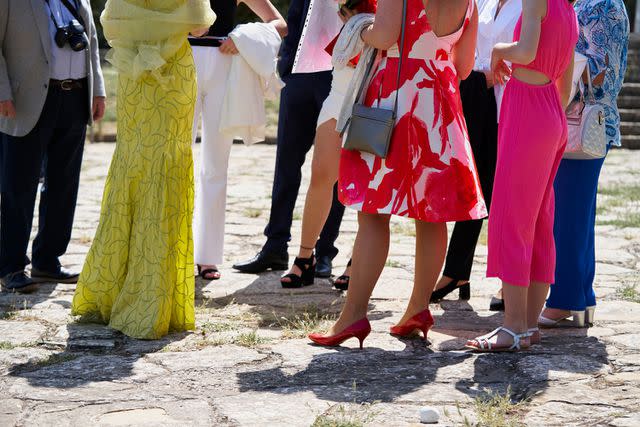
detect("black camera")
[54,19,88,52]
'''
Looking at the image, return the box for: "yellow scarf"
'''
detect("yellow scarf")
[101,0,216,80]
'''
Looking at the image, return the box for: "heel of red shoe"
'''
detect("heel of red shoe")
[356,328,370,349]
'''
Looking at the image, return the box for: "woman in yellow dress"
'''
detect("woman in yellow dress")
[71,0,216,339]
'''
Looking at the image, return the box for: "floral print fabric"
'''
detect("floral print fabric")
[338,0,487,222]
[575,0,630,147]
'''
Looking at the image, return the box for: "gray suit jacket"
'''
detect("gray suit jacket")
[0,0,106,137]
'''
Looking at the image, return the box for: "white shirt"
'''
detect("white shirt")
[45,0,88,80]
[475,0,522,119]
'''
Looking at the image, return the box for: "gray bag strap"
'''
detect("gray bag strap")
[352,0,408,115]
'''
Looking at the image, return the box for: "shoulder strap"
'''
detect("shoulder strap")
[59,0,86,27]
[353,0,408,112]
[391,0,409,117]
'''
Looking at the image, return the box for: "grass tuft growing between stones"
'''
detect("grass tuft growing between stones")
[312,403,376,427]
[0,341,17,350]
[234,331,269,348]
[200,321,239,335]
[275,305,337,339]
[385,259,403,268]
[616,283,640,303]
[468,387,526,427]
[596,182,640,228]
[243,208,262,219]
[0,311,17,320]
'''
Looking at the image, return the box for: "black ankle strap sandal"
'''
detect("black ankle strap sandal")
[281,254,316,289]
[333,258,352,291]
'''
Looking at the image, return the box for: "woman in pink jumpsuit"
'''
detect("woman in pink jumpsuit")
[467,0,578,352]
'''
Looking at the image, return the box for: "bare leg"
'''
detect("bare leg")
[283,120,342,282]
[481,282,528,347]
[397,221,447,325]
[326,212,391,335]
[527,281,550,329]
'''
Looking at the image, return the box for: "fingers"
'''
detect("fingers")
[219,40,238,55]
[0,101,16,118]
[6,102,16,118]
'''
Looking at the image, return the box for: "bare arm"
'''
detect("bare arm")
[492,0,545,66]
[241,0,288,38]
[556,53,574,109]
[360,0,402,50]
[452,5,478,80]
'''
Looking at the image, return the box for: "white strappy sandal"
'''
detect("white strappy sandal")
[466,327,531,353]
[538,310,586,328]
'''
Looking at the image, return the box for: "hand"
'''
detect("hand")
[491,47,511,86]
[92,96,106,122]
[0,100,16,118]
[492,60,511,85]
[482,69,495,89]
[219,38,239,55]
[190,27,209,37]
[338,5,357,24]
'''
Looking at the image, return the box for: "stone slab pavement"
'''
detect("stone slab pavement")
[1,143,639,426]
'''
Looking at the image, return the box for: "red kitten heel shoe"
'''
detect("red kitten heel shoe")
[308,318,371,349]
[390,309,434,340]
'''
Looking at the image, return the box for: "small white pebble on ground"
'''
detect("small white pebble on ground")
[419,406,440,424]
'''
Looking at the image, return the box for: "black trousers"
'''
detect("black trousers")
[263,71,345,259]
[0,84,88,276]
[442,71,498,281]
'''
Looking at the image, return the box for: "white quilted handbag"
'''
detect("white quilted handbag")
[564,67,607,160]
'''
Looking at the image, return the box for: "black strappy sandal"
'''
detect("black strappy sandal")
[281,254,316,289]
[198,265,221,281]
[333,259,352,291]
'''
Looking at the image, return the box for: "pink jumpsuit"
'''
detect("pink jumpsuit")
[487,0,579,287]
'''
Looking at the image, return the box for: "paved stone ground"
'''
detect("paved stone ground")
[1,143,639,426]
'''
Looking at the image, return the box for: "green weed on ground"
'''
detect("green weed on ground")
[461,387,526,427]
[597,182,640,228]
[616,283,640,303]
[274,305,337,339]
[312,403,377,427]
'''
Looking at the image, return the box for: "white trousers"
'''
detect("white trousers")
[192,46,233,265]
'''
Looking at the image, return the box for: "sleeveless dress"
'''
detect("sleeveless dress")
[486,0,578,287]
[338,0,487,223]
[71,0,215,339]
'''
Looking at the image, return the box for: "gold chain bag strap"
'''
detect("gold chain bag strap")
[342,0,407,158]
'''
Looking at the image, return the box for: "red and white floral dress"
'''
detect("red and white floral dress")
[338,0,487,223]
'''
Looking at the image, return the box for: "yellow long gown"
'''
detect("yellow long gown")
[72,0,215,339]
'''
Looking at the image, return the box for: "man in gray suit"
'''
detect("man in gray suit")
[0,0,105,292]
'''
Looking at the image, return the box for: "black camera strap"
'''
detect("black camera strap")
[44,0,85,29]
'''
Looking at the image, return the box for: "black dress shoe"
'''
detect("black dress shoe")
[31,267,80,284]
[232,250,289,274]
[430,279,471,302]
[315,255,332,278]
[1,271,38,293]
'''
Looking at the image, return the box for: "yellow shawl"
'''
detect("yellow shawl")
[101,0,216,80]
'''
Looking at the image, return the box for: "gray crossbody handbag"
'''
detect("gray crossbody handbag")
[341,0,407,158]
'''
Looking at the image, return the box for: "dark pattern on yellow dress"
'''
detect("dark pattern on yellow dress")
[71,42,196,339]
